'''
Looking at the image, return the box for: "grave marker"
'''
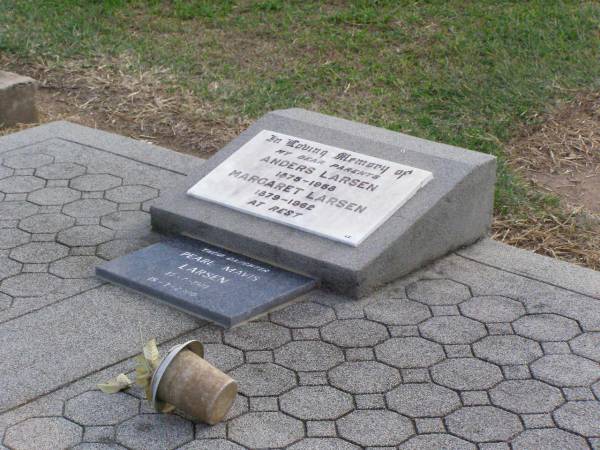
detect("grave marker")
[96,236,317,327]
[152,108,496,297]
[187,130,432,246]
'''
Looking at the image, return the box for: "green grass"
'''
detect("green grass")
[1,0,599,215]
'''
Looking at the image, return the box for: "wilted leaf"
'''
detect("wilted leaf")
[98,373,132,394]
[143,338,161,369]
[145,384,153,400]
[135,355,152,391]
[159,402,176,413]
[135,354,151,377]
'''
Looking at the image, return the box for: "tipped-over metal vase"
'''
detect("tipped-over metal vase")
[150,340,238,424]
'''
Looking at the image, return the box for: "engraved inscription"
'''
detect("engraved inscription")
[142,246,271,299]
[187,130,433,246]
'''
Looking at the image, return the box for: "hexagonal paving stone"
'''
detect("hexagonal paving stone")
[0,256,21,279]
[0,292,13,310]
[406,279,470,305]
[321,319,388,347]
[0,201,38,219]
[223,322,291,350]
[115,414,193,450]
[431,358,503,390]
[19,213,75,233]
[229,412,304,448]
[329,361,401,393]
[65,390,139,425]
[337,410,414,447]
[375,337,444,368]
[71,173,122,191]
[399,434,476,450]
[419,316,487,345]
[0,175,45,193]
[106,185,158,203]
[63,199,117,218]
[364,298,431,325]
[288,438,359,450]
[270,301,335,328]
[1,273,64,297]
[280,386,353,420]
[97,238,156,260]
[511,429,588,450]
[460,295,525,323]
[11,242,69,263]
[100,211,149,231]
[4,417,82,449]
[489,380,564,413]
[224,394,249,421]
[446,406,522,443]
[275,341,344,371]
[0,165,12,179]
[570,332,600,362]
[3,153,53,169]
[473,335,542,365]
[386,383,461,417]
[554,401,600,436]
[230,363,296,396]
[203,343,244,372]
[28,187,80,205]
[57,225,114,246]
[594,380,600,399]
[531,354,600,387]
[73,444,127,450]
[36,162,86,179]
[513,313,581,341]
[0,228,30,249]
[180,440,245,450]
[50,256,105,278]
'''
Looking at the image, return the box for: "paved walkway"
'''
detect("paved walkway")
[1,122,600,449]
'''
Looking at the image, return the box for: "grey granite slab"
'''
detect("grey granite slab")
[97,236,317,327]
[0,124,202,413]
[0,121,200,175]
[457,238,600,300]
[151,108,496,297]
[0,285,199,413]
[2,123,600,449]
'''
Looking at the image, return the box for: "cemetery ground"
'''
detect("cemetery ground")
[1,0,600,269]
[2,2,600,450]
[1,122,600,449]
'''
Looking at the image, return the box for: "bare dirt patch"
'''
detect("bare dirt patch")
[0,54,248,156]
[494,91,600,270]
[508,92,600,213]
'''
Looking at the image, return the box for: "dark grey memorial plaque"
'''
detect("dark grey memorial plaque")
[96,236,317,327]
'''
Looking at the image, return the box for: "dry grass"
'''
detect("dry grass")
[0,54,248,155]
[494,91,600,270]
[507,92,600,173]
[2,54,600,271]
[493,208,600,270]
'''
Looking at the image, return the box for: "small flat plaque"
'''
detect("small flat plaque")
[96,236,317,327]
[187,130,433,246]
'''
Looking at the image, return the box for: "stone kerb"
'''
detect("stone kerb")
[0,71,38,128]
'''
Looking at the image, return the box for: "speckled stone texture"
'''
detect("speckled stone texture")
[0,71,38,128]
[1,122,600,449]
[151,108,496,298]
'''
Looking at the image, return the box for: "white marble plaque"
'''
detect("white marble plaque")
[187,130,433,246]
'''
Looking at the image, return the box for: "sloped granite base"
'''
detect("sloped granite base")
[151,108,496,297]
[97,236,317,327]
